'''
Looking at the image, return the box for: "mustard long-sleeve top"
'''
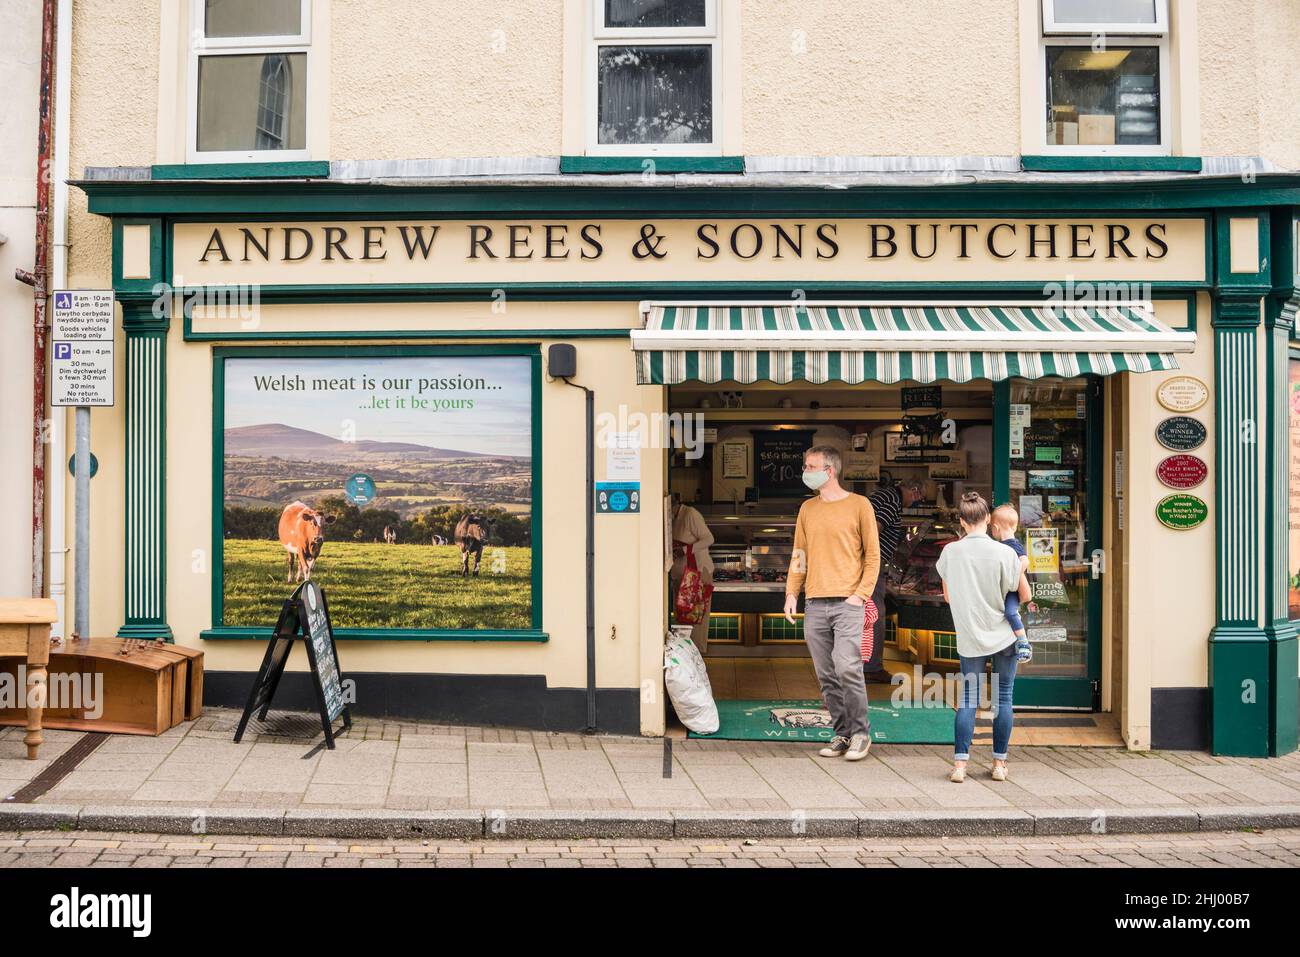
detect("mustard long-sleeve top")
[785,493,881,602]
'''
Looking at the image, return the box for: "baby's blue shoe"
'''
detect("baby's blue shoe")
[1015,636,1032,663]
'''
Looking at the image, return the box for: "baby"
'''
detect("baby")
[990,504,1033,663]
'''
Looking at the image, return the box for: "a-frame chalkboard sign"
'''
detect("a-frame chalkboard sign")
[234,580,352,749]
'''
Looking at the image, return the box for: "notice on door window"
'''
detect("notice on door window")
[1019,495,1044,527]
[1027,528,1060,574]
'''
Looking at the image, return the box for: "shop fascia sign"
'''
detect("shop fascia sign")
[175,217,1206,286]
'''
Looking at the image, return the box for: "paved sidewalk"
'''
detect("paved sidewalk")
[3,828,1298,868]
[3,708,1300,838]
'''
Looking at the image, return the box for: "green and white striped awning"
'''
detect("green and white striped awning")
[632,301,1195,385]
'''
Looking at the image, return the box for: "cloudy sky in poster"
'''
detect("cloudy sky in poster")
[224,355,532,457]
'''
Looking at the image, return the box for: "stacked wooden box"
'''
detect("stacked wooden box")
[0,637,204,737]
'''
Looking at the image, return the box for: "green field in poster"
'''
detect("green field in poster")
[223,540,532,630]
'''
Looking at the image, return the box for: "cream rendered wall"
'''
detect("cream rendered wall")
[63,0,159,646]
[0,0,41,596]
[742,0,1022,157]
[1122,294,1217,750]
[1199,0,1300,168]
[159,306,666,732]
[65,0,1300,171]
[1254,0,1300,171]
[331,0,564,159]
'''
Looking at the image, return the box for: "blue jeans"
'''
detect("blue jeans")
[1004,593,1024,633]
[953,644,1018,762]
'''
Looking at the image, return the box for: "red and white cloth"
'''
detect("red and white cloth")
[860,598,879,662]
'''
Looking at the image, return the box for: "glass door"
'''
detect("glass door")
[994,377,1104,710]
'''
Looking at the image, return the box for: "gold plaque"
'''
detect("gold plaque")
[1157,376,1209,413]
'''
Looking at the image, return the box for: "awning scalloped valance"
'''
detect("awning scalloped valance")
[631,301,1195,385]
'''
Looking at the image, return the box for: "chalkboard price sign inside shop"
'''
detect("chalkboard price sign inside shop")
[753,430,817,497]
[234,580,352,749]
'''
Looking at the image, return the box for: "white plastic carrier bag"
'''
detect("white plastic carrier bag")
[663,629,719,734]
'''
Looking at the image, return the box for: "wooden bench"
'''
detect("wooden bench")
[0,598,58,760]
[0,634,204,744]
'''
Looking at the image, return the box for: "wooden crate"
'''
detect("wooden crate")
[0,637,204,736]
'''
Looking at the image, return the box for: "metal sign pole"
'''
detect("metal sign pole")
[74,405,89,638]
[50,289,114,640]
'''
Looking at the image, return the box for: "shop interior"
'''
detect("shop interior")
[668,381,992,698]
[665,378,1098,733]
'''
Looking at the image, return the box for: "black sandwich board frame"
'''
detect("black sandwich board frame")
[234,580,352,749]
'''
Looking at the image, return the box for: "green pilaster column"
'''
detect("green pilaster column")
[118,300,173,642]
[1265,294,1299,755]
[1264,207,1300,756]
[1208,211,1272,756]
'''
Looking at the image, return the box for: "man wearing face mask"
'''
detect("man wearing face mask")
[784,445,881,762]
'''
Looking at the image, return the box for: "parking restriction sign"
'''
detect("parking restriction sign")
[51,290,115,407]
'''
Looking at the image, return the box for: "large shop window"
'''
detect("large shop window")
[1289,357,1300,620]
[214,349,541,636]
[1040,0,1170,154]
[190,0,311,161]
[590,0,721,154]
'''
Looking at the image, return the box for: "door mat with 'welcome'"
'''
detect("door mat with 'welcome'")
[687,698,955,744]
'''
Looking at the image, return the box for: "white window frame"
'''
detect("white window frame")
[585,0,722,156]
[187,0,313,163]
[1037,0,1172,156]
[1042,0,1169,36]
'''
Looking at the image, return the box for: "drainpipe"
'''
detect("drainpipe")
[14,0,57,604]
[559,378,597,733]
[46,0,72,639]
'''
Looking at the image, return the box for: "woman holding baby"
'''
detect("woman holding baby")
[935,492,1032,784]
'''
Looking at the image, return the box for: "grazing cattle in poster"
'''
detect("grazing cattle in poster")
[278,501,336,583]
[455,514,495,577]
[220,355,534,630]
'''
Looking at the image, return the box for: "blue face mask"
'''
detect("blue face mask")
[802,467,830,491]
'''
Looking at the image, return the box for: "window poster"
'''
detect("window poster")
[722,440,750,479]
[1290,360,1300,619]
[1027,528,1060,575]
[1047,495,1072,517]
[1028,468,1075,490]
[1019,495,1044,527]
[220,354,535,631]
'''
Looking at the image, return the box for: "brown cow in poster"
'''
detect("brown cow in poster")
[278,501,336,583]
[454,513,496,577]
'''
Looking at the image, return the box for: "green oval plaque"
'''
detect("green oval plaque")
[1156,493,1208,530]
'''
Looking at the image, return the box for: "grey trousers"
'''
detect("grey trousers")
[803,597,871,739]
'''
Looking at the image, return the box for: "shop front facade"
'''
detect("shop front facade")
[73,176,1300,756]
[35,0,1300,756]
